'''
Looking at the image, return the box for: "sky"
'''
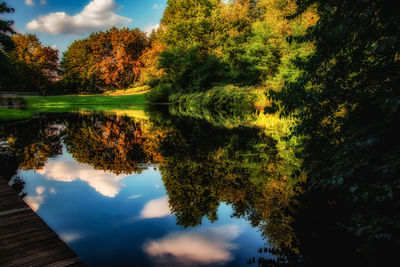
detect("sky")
[3,0,167,53]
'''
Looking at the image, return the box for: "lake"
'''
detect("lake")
[1,106,393,266]
[1,107,293,266]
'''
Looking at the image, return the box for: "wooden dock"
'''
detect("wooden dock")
[0,179,84,266]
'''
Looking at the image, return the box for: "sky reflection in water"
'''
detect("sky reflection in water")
[18,145,264,266]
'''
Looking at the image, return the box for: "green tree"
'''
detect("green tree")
[212,0,264,84]
[60,39,101,93]
[161,0,220,50]
[270,0,400,265]
[0,1,15,89]
[158,46,224,93]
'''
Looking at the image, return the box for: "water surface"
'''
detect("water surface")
[2,106,391,266]
[1,108,287,266]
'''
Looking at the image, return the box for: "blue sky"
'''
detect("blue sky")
[4,0,166,53]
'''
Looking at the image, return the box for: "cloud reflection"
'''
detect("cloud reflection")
[140,197,171,219]
[36,186,45,195]
[143,226,240,265]
[24,195,44,212]
[60,232,84,243]
[25,186,46,211]
[128,194,143,200]
[37,161,128,197]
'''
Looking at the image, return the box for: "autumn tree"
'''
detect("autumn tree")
[139,30,166,86]
[61,27,147,92]
[7,33,58,94]
[92,27,147,89]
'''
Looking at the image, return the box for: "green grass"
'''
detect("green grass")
[24,92,149,108]
[0,107,33,121]
[26,93,147,113]
[0,92,149,122]
[104,86,150,96]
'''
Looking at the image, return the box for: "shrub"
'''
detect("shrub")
[146,84,172,103]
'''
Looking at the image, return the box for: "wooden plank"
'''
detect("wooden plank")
[0,179,84,266]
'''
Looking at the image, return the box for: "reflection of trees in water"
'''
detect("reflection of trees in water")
[0,113,164,192]
[151,108,398,266]
[1,109,397,266]
[0,116,64,196]
[63,114,162,175]
[1,117,63,171]
[154,112,302,252]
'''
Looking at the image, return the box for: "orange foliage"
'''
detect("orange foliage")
[89,27,147,89]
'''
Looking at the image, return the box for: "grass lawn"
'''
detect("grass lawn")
[24,92,149,108]
[1,92,149,122]
[104,86,150,96]
[0,107,33,121]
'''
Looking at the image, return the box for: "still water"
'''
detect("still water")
[1,107,288,266]
[2,106,395,266]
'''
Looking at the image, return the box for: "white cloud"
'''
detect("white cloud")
[25,0,34,6]
[37,161,128,198]
[140,197,171,219]
[144,23,160,36]
[152,4,158,9]
[26,0,132,34]
[143,226,240,265]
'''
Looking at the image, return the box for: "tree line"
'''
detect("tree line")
[0,0,317,96]
[0,2,148,95]
[142,0,318,101]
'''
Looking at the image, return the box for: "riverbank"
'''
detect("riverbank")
[0,92,149,121]
[25,93,149,108]
[168,85,269,111]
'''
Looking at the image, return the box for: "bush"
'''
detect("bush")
[170,85,259,110]
[146,84,172,103]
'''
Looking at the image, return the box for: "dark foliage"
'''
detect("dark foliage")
[268,0,400,265]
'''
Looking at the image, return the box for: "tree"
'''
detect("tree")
[161,0,220,50]
[139,30,167,86]
[212,0,263,84]
[60,27,147,92]
[93,27,147,89]
[60,39,101,93]
[7,33,58,94]
[152,0,227,93]
[270,0,400,265]
[158,45,224,93]
[0,1,15,89]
